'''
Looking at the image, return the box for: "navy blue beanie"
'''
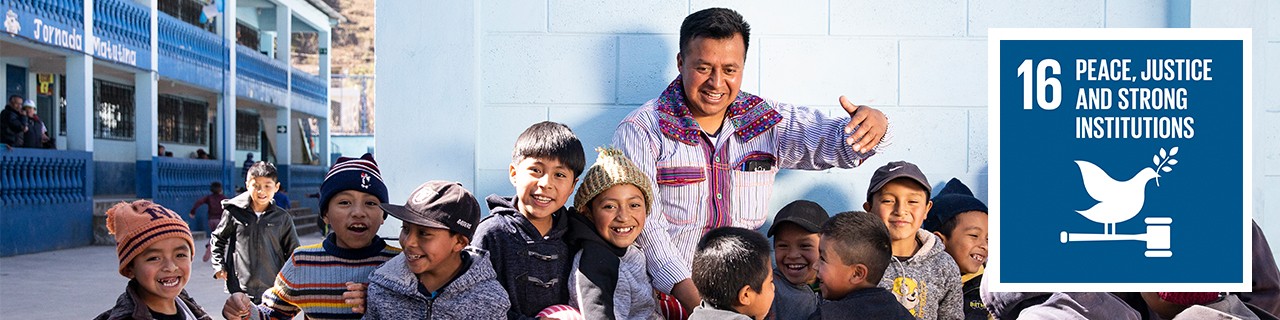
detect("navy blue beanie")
[319,153,389,220]
[922,178,987,233]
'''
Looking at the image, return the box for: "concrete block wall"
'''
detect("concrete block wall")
[377,1,1277,241]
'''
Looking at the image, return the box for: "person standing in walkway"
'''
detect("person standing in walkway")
[211,161,300,304]
[2,95,28,148]
[189,182,228,262]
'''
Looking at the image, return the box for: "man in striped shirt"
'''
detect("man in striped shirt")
[612,8,888,314]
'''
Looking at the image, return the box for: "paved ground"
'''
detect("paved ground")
[0,233,324,319]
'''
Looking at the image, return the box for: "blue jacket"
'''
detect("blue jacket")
[474,195,573,319]
[812,287,914,320]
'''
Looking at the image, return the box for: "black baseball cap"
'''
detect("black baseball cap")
[767,200,829,237]
[866,161,931,201]
[380,181,481,238]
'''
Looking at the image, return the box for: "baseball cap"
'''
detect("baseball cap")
[866,161,931,201]
[380,181,481,238]
[767,200,829,237]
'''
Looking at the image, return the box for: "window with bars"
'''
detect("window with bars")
[236,21,260,49]
[94,80,135,140]
[236,111,259,151]
[158,94,209,145]
[158,0,213,30]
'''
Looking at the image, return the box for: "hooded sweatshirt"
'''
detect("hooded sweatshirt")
[364,248,510,319]
[564,213,660,320]
[211,191,300,300]
[876,229,963,320]
[474,195,573,319]
[770,267,821,320]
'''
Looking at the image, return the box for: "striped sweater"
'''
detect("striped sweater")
[254,234,400,320]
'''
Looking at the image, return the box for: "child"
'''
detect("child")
[813,211,913,319]
[765,200,828,320]
[688,227,775,320]
[364,181,510,319]
[862,161,962,320]
[211,161,300,304]
[920,178,990,320]
[97,200,213,320]
[565,147,660,319]
[188,181,227,262]
[474,121,585,319]
[220,154,401,319]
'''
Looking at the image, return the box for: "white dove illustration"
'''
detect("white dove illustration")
[1074,160,1161,235]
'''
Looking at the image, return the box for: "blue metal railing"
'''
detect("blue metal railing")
[292,70,327,103]
[157,12,223,70]
[154,157,224,200]
[4,0,86,32]
[0,148,91,205]
[236,45,289,89]
[290,165,325,210]
[93,0,149,52]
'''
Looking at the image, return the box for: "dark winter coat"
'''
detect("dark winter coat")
[210,191,300,300]
[474,195,573,319]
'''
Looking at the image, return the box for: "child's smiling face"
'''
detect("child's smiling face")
[772,223,820,285]
[583,184,647,248]
[124,238,192,310]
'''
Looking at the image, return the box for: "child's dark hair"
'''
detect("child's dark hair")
[821,211,893,285]
[210,181,223,193]
[246,161,279,180]
[692,227,771,310]
[511,121,586,178]
[680,8,751,58]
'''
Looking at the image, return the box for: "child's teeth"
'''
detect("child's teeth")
[613,227,633,233]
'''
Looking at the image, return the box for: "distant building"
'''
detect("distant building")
[0,0,343,256]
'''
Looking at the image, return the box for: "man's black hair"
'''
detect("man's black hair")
[692,226,771,310]
[511,121,586,178]
[246,161,279,181]
[679,8,751,57]
[820,211,893,285]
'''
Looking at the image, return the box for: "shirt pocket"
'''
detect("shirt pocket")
[654,164,706,226]
[730,153,778,228]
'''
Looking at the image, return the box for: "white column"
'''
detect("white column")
[220,0,238,164]
[275,6,292,166]
[66,0,95,152]
[136,0,159,160]
[318,29,331,167]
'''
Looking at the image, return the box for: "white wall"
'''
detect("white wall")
[376,1,1278,242]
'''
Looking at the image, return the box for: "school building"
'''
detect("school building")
[0,0,340,256]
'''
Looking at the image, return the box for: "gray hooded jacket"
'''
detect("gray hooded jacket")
[364,247,510,319]
[877,229,963,320]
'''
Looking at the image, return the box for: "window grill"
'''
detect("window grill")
[236,111,259,151]
[94,80,135,140]
[158,0,214,31]
[158,94,210,145]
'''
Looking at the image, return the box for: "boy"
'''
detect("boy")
[689,227,775,320]
[813,211,913,319]
[766,200,828,320]
[97,200,213,320]
[188,181,227,262]
[921,178,990,320]
[364,181,509,319]
[474,121,585,319]
[862,161,962,320]
[220,154,401,320]
[566,147,659,319]
[211,161,300,304]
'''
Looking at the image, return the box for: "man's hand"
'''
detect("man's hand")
[343,282,367,313]
[840,95,887,153]
[671,279,701,316]
[222,292,253,320]
[214,270,227,280]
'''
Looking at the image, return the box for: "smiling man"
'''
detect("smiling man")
[611,7,890,314]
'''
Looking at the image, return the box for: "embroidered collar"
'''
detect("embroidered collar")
[654,76,782,145]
